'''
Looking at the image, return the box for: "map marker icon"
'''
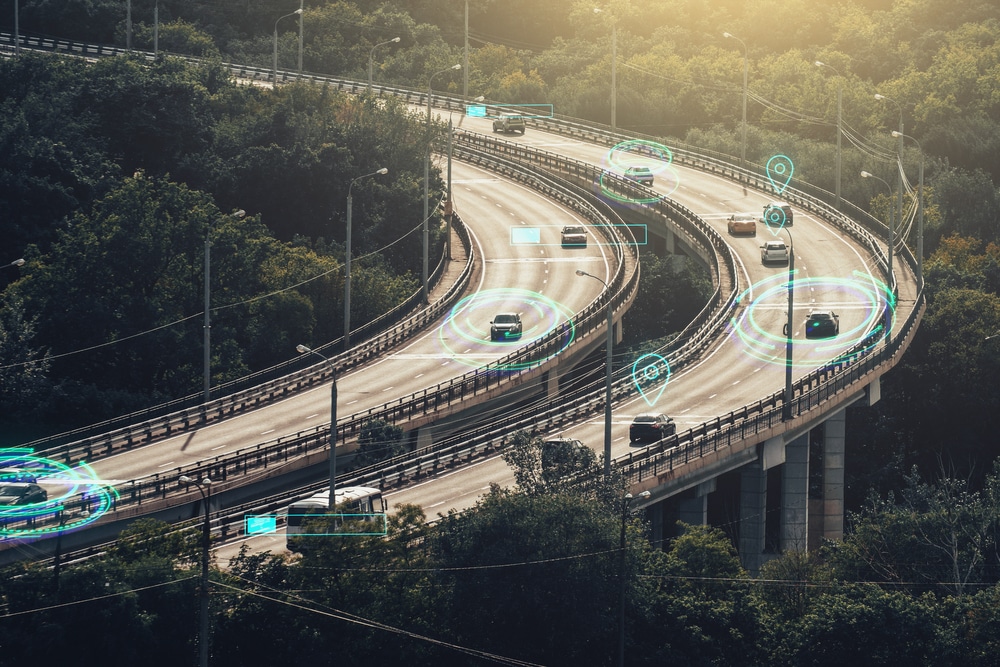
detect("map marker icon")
[765,155,794,195]
[632,353,671,407]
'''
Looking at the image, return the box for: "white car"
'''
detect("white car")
[760,240,790,265]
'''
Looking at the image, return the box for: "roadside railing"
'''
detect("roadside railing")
[0,37,923,539]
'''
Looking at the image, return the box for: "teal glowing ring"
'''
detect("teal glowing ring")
[439,288,576,370]
[598,139,681,203]
[728,272,895,369]
[0,449,119,540]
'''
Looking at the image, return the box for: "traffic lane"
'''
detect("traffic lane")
[384,453,509,520]
[89,161,607,483]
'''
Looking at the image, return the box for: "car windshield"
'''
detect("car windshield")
[563,226,584,234]
[810,313,833,320]
[494,314,517,324]
[767,242,785,249]
[0,485,27,496]
[634,415,657,423]
[628,167,651,174]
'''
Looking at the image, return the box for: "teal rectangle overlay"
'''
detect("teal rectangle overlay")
[288,513,388,536]
[511,227,541,245]
[509,224,647,246]
[489,103,554,119]
[466,104,487,117]
[245,515,277,535]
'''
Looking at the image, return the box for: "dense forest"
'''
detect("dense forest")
[2,0,999,492]
[1,0,1000,663]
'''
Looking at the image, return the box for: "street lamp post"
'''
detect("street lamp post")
[782,229,795,421]
[617,490,650,667]
[345,168,388,348]
[723,32,748,174]
[892,130,924,288]
[576,269,613,479]
[874,93,902,294]
[296,345,337,508]
[273,9,303,89]
[594,8,617,133]
[368,37,400,93]
[204,210,245,403]
[297,0,303,73]
[13,0,19,57]
[179,475,213,667]
[424,64,461,303]
[861,170,894,344]
[815,61,843,209]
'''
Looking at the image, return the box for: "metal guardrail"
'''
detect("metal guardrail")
[0,144,648,537]
[25,211,467,461]
[0,36,923,538]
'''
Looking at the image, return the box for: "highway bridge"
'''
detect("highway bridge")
[0,36,923,571]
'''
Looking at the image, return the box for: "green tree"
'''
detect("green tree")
[354,417,407,467]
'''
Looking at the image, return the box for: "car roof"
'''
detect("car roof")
[765,240,786,247]
[633,413,666,420]
[626,165,652,171]
[808,310,835,317]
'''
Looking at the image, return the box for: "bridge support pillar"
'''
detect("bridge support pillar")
[678,479,715,526]
[781,432,810,552]
[415,425,434,451]
[822,408,846,541]
[739,457,767,572]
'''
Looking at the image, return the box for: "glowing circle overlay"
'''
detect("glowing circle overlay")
[0,449,119,540]
[598,139,681,203]
[728,272,895,369]
[439,288,576,370]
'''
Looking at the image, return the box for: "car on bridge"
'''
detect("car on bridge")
[629,413,676,443]
[490,312,523,341]
[760,240,790,265]
[727,213,757,236]
[624,165,654,185]
[493,114,526,134]
[760,201,793,228]
[805,310,840,338]
[561,225,588,247]
[0,482,47,505]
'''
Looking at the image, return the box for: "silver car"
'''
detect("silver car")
[760,240,790,265]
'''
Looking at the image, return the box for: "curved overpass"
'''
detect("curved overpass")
[1,45,922,567]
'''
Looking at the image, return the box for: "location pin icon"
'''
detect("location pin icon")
[764,205,787,235]
[765,155,794,195]
[632,353,671,407]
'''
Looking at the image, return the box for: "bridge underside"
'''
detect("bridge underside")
[641,379,877,572]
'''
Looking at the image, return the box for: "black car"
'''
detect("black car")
[0,482,47,505]
[629,413,676,443]
[490,312,523,341]
[805,311,840,338]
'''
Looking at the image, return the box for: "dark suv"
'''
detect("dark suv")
[493,114,526,134]
[760,202,793,227]
[490,313,523,341]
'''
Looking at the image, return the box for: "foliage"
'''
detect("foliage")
[827,463,1000,597]
[354,417,407,467]
[623,250,712,345]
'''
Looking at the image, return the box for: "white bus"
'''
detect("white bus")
[285,486,387,551]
